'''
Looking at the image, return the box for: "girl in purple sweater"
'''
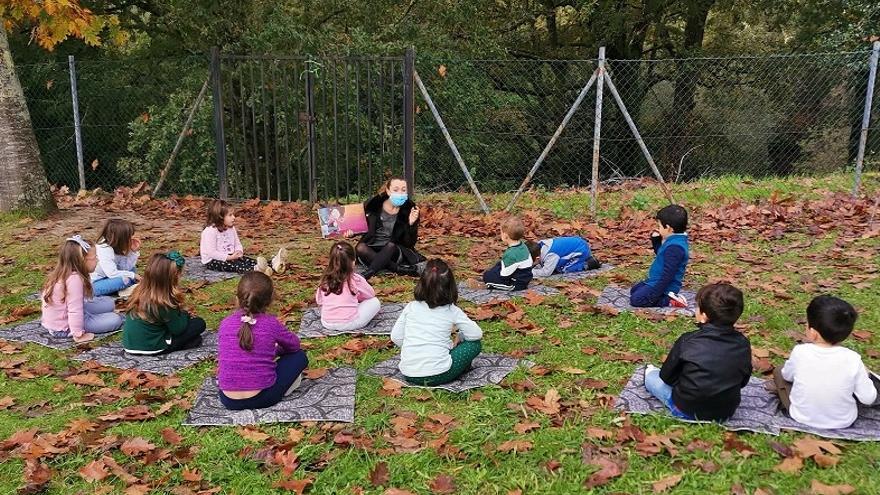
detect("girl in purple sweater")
[316,242,381,331]
[217,272,308,410]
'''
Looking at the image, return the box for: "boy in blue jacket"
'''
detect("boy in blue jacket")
[631,204,689,308]
[526,237,601,277]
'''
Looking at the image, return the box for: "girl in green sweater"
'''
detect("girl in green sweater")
[122,252,206,354]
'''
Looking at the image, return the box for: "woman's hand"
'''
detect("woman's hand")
[343,229,355,238]
[409,206,420,225]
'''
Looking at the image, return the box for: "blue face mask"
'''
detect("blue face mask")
[389,193,408,207]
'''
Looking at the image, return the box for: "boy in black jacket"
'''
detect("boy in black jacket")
[644,283,752,421]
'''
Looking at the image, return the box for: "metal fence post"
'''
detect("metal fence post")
[853,41,880,197]
[590,47,606,216]
[305,59,318,203]
[67,55,86,191]
[403,47,416,196]
[210,47,229,199]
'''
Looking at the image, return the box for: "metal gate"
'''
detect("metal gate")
[210,48,415,202]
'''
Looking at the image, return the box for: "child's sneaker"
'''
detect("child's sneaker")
[644,364,659,380]
[285,373,303,396]
[271,247,289,274]
[117,284,138,300]
[668,292,688,308]
[255,256,271,275]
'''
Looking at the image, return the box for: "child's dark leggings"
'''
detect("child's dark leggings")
[773,367,793,411]
[404,340,482,386]
[205,257,257,273]
[630,281,670,307]
[160,317,207,354]
[219,351,309,410]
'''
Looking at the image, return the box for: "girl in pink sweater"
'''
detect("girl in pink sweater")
[41,236,124,343]
[200,199,288,275]
[315,242,381,331]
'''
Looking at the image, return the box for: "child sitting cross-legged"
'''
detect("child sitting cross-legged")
[644,283,752,421]
[91,218,141,298]
[631,204,690,308]
[41,235,123,343]
[482,216,533,291]
[526,236,601,277]
[122,252,206,355]
[316,242,381,332]
[392,259,483,386]
[773,295,878,430]
[200,199,288,275]
[218,272,308,410]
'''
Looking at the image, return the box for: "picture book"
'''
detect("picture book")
[318,203,368,238]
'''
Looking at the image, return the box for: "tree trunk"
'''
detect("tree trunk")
[0,27,56,212]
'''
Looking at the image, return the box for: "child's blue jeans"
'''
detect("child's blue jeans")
[644,368,694,420]
[92,276,136,297]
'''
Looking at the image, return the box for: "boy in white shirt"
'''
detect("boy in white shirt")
[774,295,878,429]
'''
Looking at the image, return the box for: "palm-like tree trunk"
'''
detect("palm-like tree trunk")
[0,26,56,212]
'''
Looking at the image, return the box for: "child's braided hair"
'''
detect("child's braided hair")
[236,272,274,351]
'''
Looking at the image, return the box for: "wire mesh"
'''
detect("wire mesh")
[16,56,211,195]
[415,51,878,197]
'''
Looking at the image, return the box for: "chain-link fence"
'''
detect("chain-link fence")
[16,56,212,195]
[14,46,880,203]
[415,49,880,197]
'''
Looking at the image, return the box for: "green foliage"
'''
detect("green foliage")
[116,83,217,196]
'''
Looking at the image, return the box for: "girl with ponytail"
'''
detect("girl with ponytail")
[316,241,381,332]
[217,272,308,410]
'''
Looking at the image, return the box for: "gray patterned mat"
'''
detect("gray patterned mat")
[457,283,559,304]
[539,263,615,281]
[299,303,404,338]
[616,366,880,441]
[597,285,696,317]
[71,332,218,375]
[183,367,357,425]
[366,354,531,393]
[0,319,120,350]
[182,257,240,283]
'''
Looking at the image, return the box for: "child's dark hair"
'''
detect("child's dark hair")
[526,240,541,260]
[502,216,525,241]
[656,204,688,233]
[320,242,357,296]
[206,199,232,232]
[414,259,457,308]
[98,218,135,254]
[807,295,857,345]
[696,283,744,326]
[236,271,274,351]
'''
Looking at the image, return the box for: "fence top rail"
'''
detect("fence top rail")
[418,50,873,64]
[219,53,406,62]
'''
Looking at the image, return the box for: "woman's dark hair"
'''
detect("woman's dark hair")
[414,259,457,308]
[98,218,135,254]
[695,283,744,326]
[807,295,857,345]
[320,242,357,296]
[236,271,274,351]
[206,199,232,232]
[656,204,688,233]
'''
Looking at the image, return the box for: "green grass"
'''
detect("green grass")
[0,174,879,494]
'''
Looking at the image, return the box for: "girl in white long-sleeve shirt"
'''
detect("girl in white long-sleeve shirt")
[391,259,483,386]
[91,219,140,297]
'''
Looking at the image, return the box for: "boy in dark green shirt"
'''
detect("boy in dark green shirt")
[482,216,533,291]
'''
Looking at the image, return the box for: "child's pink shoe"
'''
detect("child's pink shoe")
[668,292,688,308]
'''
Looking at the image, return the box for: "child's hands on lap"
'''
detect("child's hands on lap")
[229,250,243,260]
[73,333,95,343]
